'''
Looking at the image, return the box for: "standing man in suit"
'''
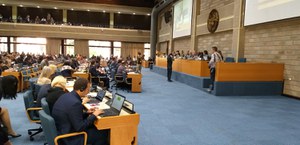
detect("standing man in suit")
[52,78,109,145]
[167,53,174,82]
[137,52,142,73]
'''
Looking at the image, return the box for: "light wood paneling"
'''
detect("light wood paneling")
[94,114,140,145]
[215,62,284,82]
[46,38,61,55]
[155,57,210,77]
[74,39,88,56]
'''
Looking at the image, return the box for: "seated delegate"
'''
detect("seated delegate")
[52,78,109,145]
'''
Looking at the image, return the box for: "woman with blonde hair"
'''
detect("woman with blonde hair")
[46,76,67,113]
[49,64,58,79]
[37,66,52,85]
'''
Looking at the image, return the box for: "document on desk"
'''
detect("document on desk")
[85,102,110,110]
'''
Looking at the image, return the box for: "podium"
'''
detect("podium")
[94,113,140,145]
[127,73,142,93]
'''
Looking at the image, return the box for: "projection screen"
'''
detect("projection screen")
[244,0,300,26]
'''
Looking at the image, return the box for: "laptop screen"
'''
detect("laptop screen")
[111,93,125,111]
[96,90,106,101]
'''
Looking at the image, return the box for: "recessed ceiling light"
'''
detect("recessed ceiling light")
[118,12,121,14]
[103,10,106,13]
[37,6,40,8]
[54,7,57,9]
[71,8,74,10]
[2,4,5,6]
[133,13,136,15]
[147,13,150,16]
[19,5,23,7]
[87,9,90,11]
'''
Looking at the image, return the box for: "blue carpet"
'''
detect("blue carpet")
[1,68,300,145]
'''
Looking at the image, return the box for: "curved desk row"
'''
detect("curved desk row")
[214,62,284,96]
[155,57,210,77]
[153,58,211,91]
[153,57,284,96]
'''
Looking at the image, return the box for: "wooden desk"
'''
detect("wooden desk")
[85,93,139,145]
[72,72,90,80]
[142,60,149,68]
[127,73,142,93]
[155,57,210,77]
[215,62,284,82]
[2,71,22,92]
[94,114,140,145]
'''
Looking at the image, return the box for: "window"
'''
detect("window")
[64,39,74,55]
[89,40,111,58]
[144,43,150,60]
[0,37,8,52]
[11,37,46,55]
[113,41,121,58]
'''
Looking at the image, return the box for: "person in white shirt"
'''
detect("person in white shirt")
[208,46,223,92]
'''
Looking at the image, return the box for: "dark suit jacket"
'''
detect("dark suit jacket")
[167,55,173,69]
[52,91,97,145]
[89,65,101,77]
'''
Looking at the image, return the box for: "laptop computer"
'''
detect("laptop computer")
[88,90,106,104]
[100,93,125,117]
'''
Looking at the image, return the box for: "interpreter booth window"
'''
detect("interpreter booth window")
[0,37,8,52]
[64,39,74,55]
[89,40,111,59]
[144,43,150,60]
[12,37,46,55]
[113,41,121,58]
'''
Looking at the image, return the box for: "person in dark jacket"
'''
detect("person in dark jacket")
[167,53,174,82]
[45,76,67,114]
[52,78,109,145]
[89,60,109,89]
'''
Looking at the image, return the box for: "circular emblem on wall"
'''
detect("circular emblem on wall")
[207,9,219,33]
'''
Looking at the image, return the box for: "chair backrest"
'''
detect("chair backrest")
[21,70,28,75]
[238,58,247,63]
[41,98,50,115]
[39,110,58,145]
[1,75,18,99]
[110,69,116,81]
[34,83,43,100]
[23,90,34,109]
[224,57,235,62]
[33,67,39,73]
[115,74,124,83]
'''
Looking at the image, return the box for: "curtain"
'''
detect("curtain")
[121,42,144,58]
[46,38,60,55]
[74,39,89,57]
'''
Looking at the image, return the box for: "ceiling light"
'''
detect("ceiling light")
[71,8,74,10]
[19,5,23,7]
[54,7,57,9]
[147,13,150,16]
[87,9,90,11]
[37,6,40,8]
[2,4,5,6]
[103,10,106,13]
[133,13,136,15]
[118,12,121,14]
